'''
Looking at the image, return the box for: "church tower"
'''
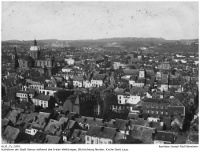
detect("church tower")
[14,47,19,70]
[29,39,40,59]
[139,67,146,79]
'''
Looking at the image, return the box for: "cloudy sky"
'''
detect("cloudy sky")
[2,1,199,41]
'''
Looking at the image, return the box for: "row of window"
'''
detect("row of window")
[112,105,132,110]
[146,110,168,115]
[34,99,47,107]
[146,104,167,109]
[29,85,44,90]
[86,136,112,144]
[17,93,27,98]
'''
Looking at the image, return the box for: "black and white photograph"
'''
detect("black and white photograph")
[1,0,199,148]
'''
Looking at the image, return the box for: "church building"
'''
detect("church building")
[18,39,54,76]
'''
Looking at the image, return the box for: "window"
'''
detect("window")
[165,111,168,115]
[151,104,154,108]
[151,110,154,114]
[87,137,89,141]
[156,111,158,114]
[160,105,163,109]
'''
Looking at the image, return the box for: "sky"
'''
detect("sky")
[1,1,199,41]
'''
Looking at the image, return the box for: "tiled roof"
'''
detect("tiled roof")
[44,135,61,144]
[144,98,168,104]
[86,126,117,139]
[154,131,175,143]
[31,112,50,130]
[6,110,21,125]
[123,69,139,75]
[114,119,129,131]
[32,94,50,101]
[2,126,20,142]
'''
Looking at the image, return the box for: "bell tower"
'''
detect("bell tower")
[30,39,40,59]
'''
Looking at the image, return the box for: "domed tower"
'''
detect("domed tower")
[29,39,40,59]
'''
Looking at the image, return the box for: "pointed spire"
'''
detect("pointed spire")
[34,39,37,46]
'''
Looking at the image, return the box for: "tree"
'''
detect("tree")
[56,90,74,104]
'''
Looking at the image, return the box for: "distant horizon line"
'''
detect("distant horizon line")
[2,36,199,42]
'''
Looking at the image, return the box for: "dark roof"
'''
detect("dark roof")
[44,135,61,144]
[130,119,149,127]
[2,118,10,127]
[6,110,21,125]
[16,113,28,126]
[31,131,47,143]
[92,74,106,80]
[143,98,168,104]
[2,126,20,142]
[84,117,104,126]
[22,56,34,62]
[44,117,68,136]
[31,112,50,130]
[23,112,39,129]
[168,98,183,106]
[114,119,129,131]
[2,104,10,118]
[123,69,139,75]
[129,127,154,144]
[154,131,175,143]
[86,126,117,139]
[32,94,51,101]
[73,76,84,81]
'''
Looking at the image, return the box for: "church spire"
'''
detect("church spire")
[34,39,37,46]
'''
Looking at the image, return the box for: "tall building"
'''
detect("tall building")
[14,47,19,70]
[18,39,54,76]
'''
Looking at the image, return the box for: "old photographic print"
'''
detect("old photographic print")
[1,1,199,146]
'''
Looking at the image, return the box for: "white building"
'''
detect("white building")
[65,58,74,65]
[117,94,141,105]
[83,80,93,88]
[32,94,52,108]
